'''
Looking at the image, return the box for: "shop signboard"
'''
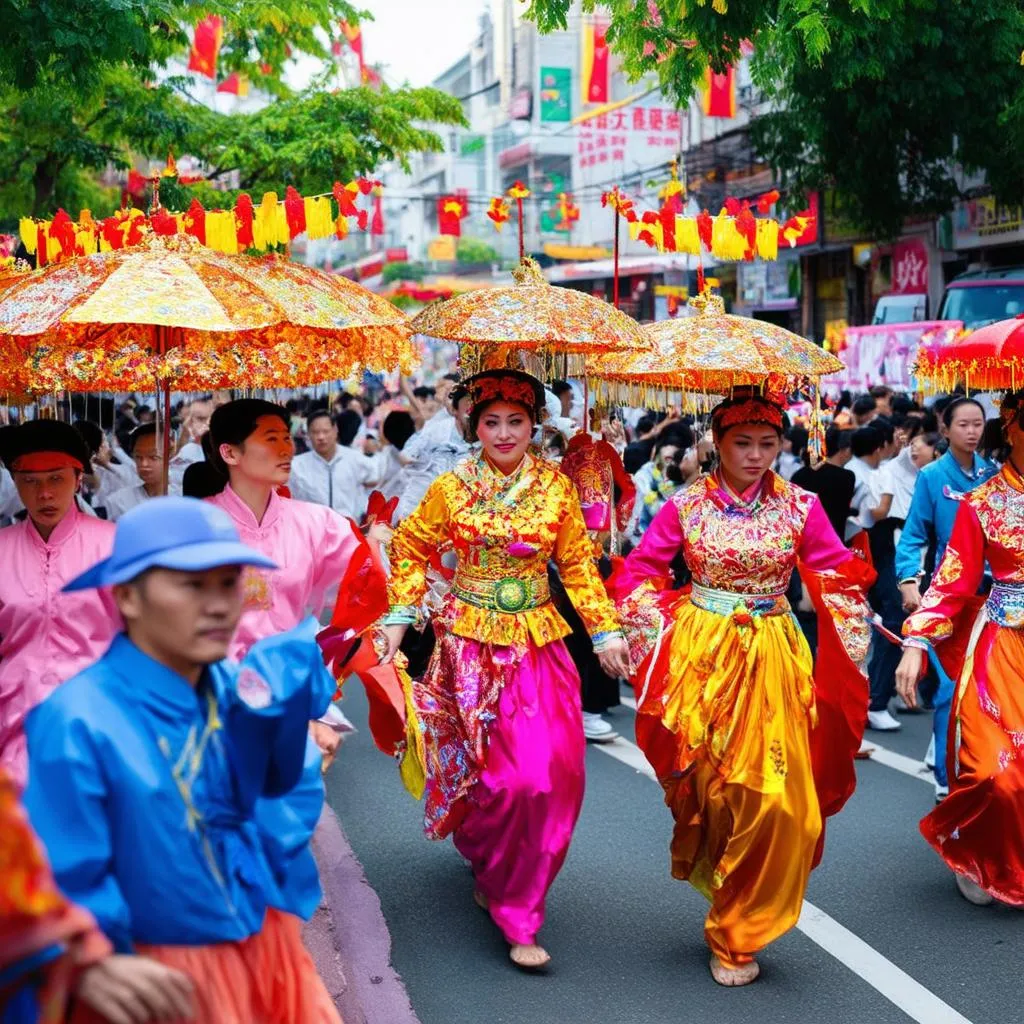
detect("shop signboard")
[539,67,571,122]
[891,238,928,295]
[951,196,1024,250]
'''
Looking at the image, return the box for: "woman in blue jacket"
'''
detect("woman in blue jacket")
[895,397,997,799]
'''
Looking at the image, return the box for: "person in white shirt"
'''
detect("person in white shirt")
[845,426,885,539]
[105,424,163,521]
[288,409,379,521]
[378,410,416,501]
[168,397,213,496]
[396,386,473,522]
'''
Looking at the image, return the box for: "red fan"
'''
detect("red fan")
[364,490,398,528]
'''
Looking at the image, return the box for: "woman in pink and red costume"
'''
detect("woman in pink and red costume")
[610,391,874,987]
[380,370,630,970]
[0,421,116,788]
[205,399,382,759]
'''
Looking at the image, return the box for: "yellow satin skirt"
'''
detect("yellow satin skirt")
[636,597,822,968]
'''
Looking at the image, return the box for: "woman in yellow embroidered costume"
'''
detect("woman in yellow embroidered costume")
[610,392,873,987]
[380,370,628,970]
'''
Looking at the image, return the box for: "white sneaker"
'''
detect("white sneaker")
[955,873,994,906]
[582,712,618,743]
[935,781,949,803]
[924,735,936,770]
[867,709,902,732]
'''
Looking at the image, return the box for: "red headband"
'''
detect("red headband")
[12,451,84,473]
[712,398,784,435]
[470,376,537,413]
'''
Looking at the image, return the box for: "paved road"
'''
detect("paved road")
[326,687,1021,1024]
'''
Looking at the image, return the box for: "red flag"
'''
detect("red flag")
[703,66,736,118]
[188,15,224,79]
[284,186,306,238]
[581,18,610,103]
[370,193,385,236]
[438,197,465,237]
[126,169,147,198]
[216,72,249,97]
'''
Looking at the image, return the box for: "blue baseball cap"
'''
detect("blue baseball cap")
[64,497,278,592]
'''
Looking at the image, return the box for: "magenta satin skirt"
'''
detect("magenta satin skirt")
[415,625,586,945]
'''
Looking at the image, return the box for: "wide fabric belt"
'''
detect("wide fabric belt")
[452,570,551,614]
[986,582,1024,628]
[690,582,790,620]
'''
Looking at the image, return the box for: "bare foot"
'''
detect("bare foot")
[473,890,489,911]
[955,873,994,906]
[510,944,551,970]
[709,955,760,987]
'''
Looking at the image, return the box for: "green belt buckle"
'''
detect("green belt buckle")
[494,577,530,613]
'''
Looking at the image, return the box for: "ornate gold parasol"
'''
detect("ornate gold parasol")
[410,257,649,375]
[588,292,842,398]
[0,233,416,490]
[0,233,413,394]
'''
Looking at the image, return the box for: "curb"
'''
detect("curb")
[307,805,421,1024]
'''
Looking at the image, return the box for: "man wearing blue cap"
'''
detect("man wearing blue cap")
[22,497,343,1023]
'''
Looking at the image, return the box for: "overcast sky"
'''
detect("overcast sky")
[358,0,491,88]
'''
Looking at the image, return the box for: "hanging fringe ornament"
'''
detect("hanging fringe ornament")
[486,196,511,232]
[235,194,254,249]
[756,219,779,260]
[284,186,306,239]
[305,196,334,240]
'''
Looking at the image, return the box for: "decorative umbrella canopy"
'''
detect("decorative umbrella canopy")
[589,292,842,396]
[410,257,649,373]
[583,321,716,409]
[914,316,1024,392]
[0,233,414,394]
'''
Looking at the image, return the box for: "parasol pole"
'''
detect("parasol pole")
[613,210,620,310]
[155,326,174,495]
[516,196,525,261]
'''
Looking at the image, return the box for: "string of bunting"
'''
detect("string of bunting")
[602,184,814,262]
[18,171,385,266]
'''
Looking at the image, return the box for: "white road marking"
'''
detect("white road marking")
[594,699,973,1024]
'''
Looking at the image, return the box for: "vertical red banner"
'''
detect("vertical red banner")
[702,65,735,118]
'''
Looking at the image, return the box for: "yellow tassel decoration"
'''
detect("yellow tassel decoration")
[205,210,238,254]
[711,215,747,260]
[19,219,36,254]
[674,217,701,255]
[305,196,334,241]
[756,219,779,261]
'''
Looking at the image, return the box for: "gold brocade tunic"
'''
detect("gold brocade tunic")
[387,452,620,647]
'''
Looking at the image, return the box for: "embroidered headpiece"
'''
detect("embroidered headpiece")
[465,370,544,419]
[711,395,785,436]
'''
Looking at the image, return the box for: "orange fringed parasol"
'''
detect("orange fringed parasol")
[913,316,1024,392]
[410,256,649,374]
[0,233,414,394]
[588,291,842,399]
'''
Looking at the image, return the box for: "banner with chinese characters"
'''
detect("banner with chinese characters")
[575,104,682,173]
[891,238,929,295]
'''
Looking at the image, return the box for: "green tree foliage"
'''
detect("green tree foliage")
[752,1,1024,237]
[526,0,1024,238]
[455,236,499,265]
[382,261,426,283]
[0,1,465,220]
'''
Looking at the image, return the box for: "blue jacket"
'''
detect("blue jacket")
[23,619,332,952]
[894,450,998,583]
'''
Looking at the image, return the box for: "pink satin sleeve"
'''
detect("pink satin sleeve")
[615,497,684,598]
[797,497,851,573]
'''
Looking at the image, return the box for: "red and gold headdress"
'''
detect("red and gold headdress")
[711,389,785,437]
[464,369,545,420]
